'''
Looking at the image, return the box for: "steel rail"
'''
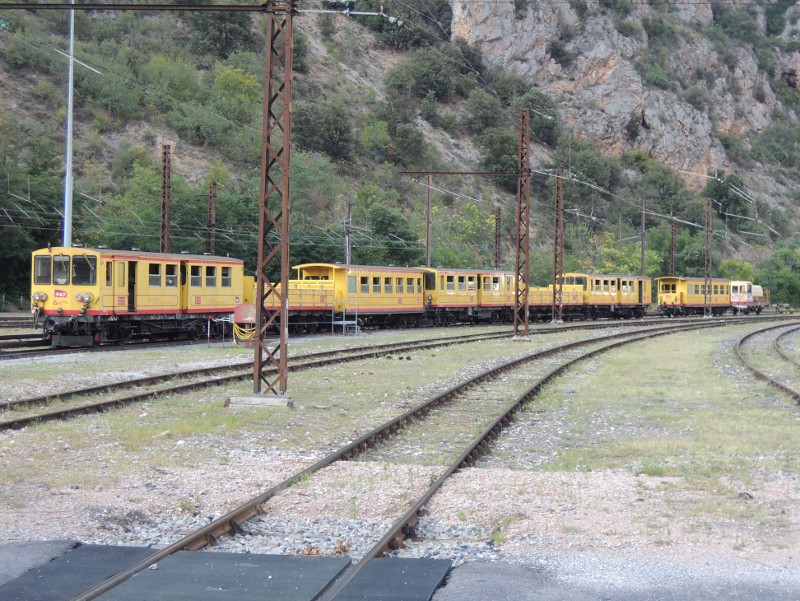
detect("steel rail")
[773,324,800,367]
[315,321,729,599]
[734,321,800,404]
[0,331,512,429]
[67,320,725,601]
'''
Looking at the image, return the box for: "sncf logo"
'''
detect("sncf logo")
[54,290,67,298]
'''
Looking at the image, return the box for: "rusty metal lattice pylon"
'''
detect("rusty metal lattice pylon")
[514,110,531,338]
[160,144,170,253]
[254,0,296,395]
[551,168,564,323]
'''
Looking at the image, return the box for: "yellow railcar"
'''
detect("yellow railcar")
[564,272,651,319]
[657,276,731,316]
[528,284,585,321]
[423,267,516,323]
[295,263,426,327]
[31,247,246,346]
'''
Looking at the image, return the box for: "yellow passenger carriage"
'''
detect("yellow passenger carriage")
[294,263,427,328]
[31,247,247,346]
[564,272,651,319]
[657,276,731,316]
[423,267,515,324]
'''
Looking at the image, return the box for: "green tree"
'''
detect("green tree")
[188,11,255,59]
[463,88,504,134]
[294,100,354,161]
[384,48,454,101]
[475,128,518,193]
[367,204,423,266]
[702,170,747,216]
[210,65,261,125]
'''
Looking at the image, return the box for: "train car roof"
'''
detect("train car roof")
[423,266,515,275]
[34,247,243,263]
[294,264,515,276]
[294,263,427,273]
[656,275,730,282]
[563,272,650,279]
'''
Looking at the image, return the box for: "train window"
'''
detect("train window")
[603,280,609,293]
[191,266,202,287]
[206,266,217,288]
[53,255,70,285]
[594,280,601,293]
[221,267,231,288]
[360,276,368,293]
[148,264,162,287]
[417,278,423,294]
[493,276,500,291]
[371,277,379,293]
[406,278,414,293]
[457,276,465,291]
[348,276,357,294]
[396,278,403,293]
[384,277,392,293]
[166,264,178,287]
[507,278,511,291]
[34,255,52,285]
[72,255,96,285]
[468,277,475,291]
[105,262,112,286]
[446,276,455,291]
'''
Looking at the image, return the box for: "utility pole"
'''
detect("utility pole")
[207,179,217,255]
[640,195,646,276]
[343,198,352,264]
[494,203,501,269]
[160,144,171,253]
[514,109,531,339]
[62,7,74,248]
[426,173,432,267]
[669,217,676,276]
[552,168,564,324]
[704,197,713,317]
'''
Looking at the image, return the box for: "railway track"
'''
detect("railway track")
[65,319,732,601]
[1,312,784,360]
[3,316,791,429]
[0,330,513,429]
[734,321,800,403]
[0,316,31,329]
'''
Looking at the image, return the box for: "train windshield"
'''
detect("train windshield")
[53,255,70,285]
[33,255,52,285]
[73,255,97,286]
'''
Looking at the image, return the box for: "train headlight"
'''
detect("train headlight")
[78,292,92,303]
[33,292,47,302]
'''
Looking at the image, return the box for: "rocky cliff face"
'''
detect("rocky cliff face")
[452,1,799,194]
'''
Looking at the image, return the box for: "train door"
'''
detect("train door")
[180,262,188,313]
[637,279,643,304]
[127,261,137,312]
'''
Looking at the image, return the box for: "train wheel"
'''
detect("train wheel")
[187,323,201,340]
